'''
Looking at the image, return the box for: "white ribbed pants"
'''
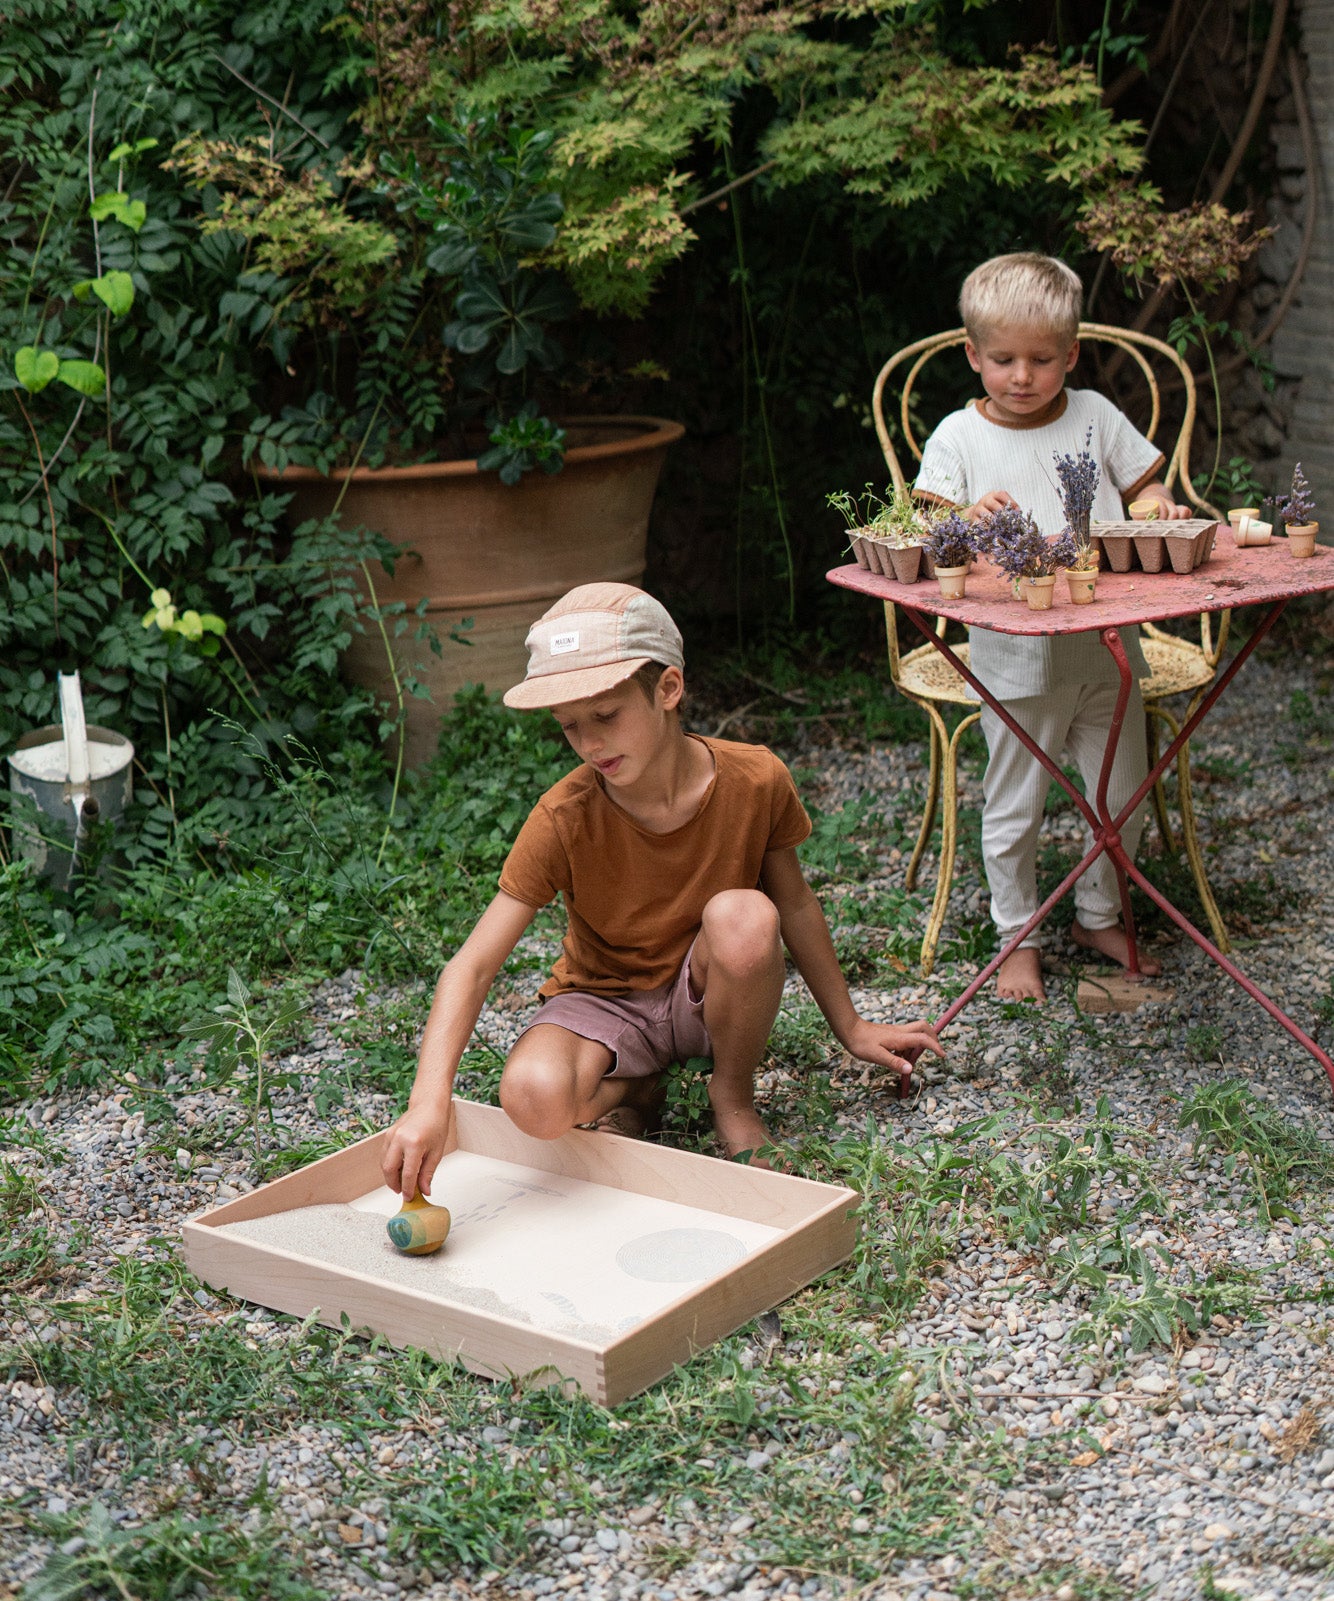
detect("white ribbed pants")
[979,678,1148,948]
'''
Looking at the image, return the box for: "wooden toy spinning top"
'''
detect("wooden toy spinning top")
[386,1191,451,1256]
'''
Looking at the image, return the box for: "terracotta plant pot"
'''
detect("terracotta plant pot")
[886,543,924,584]
[1287,522,1319,558]
[1231,516,1272,547]
[1019,574,1057,611]
[935,564,968,599]
[259,415,683,766]
[1065,569,1098,605]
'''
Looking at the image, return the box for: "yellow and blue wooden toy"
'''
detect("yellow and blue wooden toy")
[386,1190,451,1256]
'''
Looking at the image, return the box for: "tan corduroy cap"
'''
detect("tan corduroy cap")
[503,582,684,710]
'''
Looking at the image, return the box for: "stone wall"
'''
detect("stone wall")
[1240,0,1328,507]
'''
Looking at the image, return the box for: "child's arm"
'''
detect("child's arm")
[380,890,538,1200]
[759,847,944,1075]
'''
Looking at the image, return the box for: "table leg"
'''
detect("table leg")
[898,600,1334,1095]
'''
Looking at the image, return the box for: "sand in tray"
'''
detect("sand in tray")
[217,1171,772,1343]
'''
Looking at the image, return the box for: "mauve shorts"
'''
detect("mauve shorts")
[516,944,712,1079]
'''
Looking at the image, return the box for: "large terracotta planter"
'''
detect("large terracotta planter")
[261,416,684,765]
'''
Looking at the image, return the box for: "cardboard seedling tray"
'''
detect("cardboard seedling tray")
[181,1100,859,1406]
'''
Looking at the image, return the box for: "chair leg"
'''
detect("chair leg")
[919,709,980,978]
[906,710,943,894]
[1144,705,1177,853]
[1175,695,1232,955]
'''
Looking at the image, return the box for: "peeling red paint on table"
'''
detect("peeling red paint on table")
[828,525,1334,1097]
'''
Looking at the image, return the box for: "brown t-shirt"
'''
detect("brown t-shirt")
[499,735,811,997]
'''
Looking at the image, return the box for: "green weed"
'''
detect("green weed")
[24,1500,323,1601]
[1177,1078,1334,1223]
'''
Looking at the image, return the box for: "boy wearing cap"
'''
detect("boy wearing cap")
[383,583,942,1200]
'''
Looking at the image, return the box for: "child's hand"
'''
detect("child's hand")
[842,1017,945,1075]
[966,490,1017,521]
[381,1102,453,1201]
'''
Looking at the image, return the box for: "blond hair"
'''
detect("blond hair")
[960,253,1082,344]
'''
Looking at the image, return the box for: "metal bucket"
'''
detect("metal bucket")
[7,675,134,889]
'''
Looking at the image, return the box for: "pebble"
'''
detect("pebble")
[6,659,1334,1601]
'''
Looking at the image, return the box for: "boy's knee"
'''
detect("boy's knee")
[700,890,782,971]
[499,1060,578,1141]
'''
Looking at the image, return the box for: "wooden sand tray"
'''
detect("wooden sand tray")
[181,1100,860,1406]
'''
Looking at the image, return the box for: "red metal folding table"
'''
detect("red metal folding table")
[827,527,1334,1095]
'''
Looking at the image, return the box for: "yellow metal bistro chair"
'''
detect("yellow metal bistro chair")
[871,322,1232,976]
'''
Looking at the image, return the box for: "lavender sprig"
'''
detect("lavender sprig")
[1278,461,1316,527]
[1052,425,1101,540]
[1051,526,1096,572]
[925,510,975,569]
[976,504,1060,579]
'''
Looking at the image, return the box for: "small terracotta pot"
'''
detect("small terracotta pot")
[935,564,968,599]
[1128,498,1162,521]
[1287,522,1319,558]
[1019,574,1057,611]
[1232,516,1272,547]
[1065,569,1098,605]
[1227,507,1260,530]
[886,543,924,584]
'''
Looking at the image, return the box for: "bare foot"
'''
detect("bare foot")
[711,1105,780,1168]
[587,1074,665,1138]
[996,946,1046,1003]
[1072,921,1162,977]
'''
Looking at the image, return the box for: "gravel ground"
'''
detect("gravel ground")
[4,649,1334,1601]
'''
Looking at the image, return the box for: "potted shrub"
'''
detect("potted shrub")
[977,505,1062,610]
[1277,462,1319,558]
[925,511,975,599]
[170,113,684,763]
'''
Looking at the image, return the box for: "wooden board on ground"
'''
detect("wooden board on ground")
[1077,971,1175,1013]
[180,1100,859,1407]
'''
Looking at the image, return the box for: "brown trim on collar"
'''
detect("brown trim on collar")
[1122,457,1167,502]
[971,391,1069,431]
[913,488,960,508]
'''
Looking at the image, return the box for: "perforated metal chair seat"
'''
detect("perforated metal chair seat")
[898,630,1215,709]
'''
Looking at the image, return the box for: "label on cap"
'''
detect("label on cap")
[549,631,580,655]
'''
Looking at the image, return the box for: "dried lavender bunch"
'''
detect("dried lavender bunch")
[925,510,975,569]
[977,504,1059,579]
[1278,461,1316,527]
[1051,526,1097,572]
[1052,425,1101,540]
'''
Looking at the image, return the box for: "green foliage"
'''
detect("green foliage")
[1177,1079,1334,1225]
[0,0,397,846]
[24,1500,323,1601]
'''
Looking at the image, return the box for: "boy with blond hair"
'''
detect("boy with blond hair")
[383,582,942,1200]
[914,252,1191,1002]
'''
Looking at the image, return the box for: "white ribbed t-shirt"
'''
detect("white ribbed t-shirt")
[915,390,1164,698]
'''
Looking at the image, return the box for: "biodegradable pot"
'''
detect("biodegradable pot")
[849,533,871,570]
[1231,515,1272,547]
[1099,534,1133,573]
[1287,522,1319,558]
[1133,533,1166,573]
[259,416,683,766]
[934,564,968,599]
[885,542,924,584]
[1019,574,1057,611]
[1164,532,1199,575]
[1065,568,1098,606]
